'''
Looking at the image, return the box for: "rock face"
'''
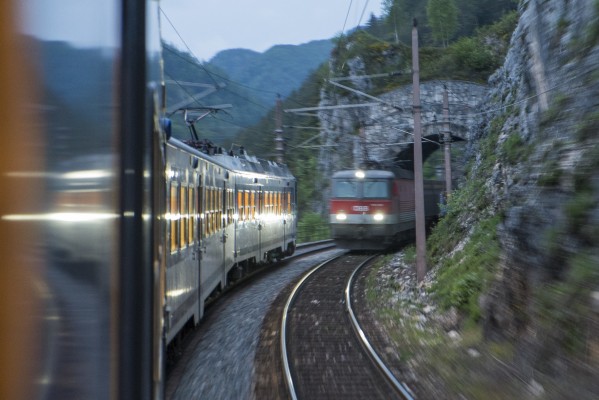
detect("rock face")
[319,0,599,376]
[464,0,599,370]
[315,79,487,214]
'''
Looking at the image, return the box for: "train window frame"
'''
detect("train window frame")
[332,179,359,198]
[180,185,187,248]
[237,190,243,222]
[363,179,391,199]
[188,186,195,244]
[244,191,249,221]
[170,184,178,253]
[217,188,223,231]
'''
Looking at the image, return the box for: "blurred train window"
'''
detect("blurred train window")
[170,185,178,252]
[277,192,281,215]
[212,188,217,232]
[363,180,390,198]
[258,191,263,216]
[237,191,243,222]
[287,191,291,214]
[218,188,223,230]
[244,191,249,221]
[206,188,212,235]
[180,186,187,248]
[189,187,195,243]
[332,180,358,198]
[250,191,256,220]
[227,190,234,225]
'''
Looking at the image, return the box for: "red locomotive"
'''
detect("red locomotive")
[329,169,444,250]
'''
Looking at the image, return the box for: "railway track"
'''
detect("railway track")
[165,241,340,399]
[280,254,414,400]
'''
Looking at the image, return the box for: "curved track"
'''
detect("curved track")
[281,254,414,400]
[165,242,339,399]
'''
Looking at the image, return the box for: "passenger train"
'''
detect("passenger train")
[329,169,444,250]
[163,137,296,343]
[0,0,295,399]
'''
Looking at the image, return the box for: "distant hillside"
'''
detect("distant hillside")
[163,40,333,147]
[209,40,334,106]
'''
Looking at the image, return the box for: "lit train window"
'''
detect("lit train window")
[217,188,223,230]
[180,186,187,248]
[207,188,212,235]
[250,191,256,220]
[244,191,249,221]
[287,191,291,214]
[226,190,232,225]
[277,192,282,215]
[199,185,205,238]
[237,191,243,222]
[170,185,178,252]
[209,188,214,235]
[189,187,195,243]
[214,188,218,231]
[230,190,234,225]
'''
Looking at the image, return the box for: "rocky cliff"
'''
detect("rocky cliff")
[472,0,599,375]
[320,0,599,393]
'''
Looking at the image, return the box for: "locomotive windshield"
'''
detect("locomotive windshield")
[363,180,389,198]
[332,180,359,198]
[332,179,390,199]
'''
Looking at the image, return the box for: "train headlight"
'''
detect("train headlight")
[373,213,384,221]
[336,213,347,221]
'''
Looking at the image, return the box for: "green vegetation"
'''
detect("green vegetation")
[535,252,599,357]
[540,91,571,127]
[296,211,330,243]
[575,109,599,141]
[427,0,459,47]
[331,10,518,91]
[431,215,501,320]
[564,190,596,232]
[500,132,532,165]
[537,158,562,187]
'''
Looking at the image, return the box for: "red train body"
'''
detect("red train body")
[329,169,444,250]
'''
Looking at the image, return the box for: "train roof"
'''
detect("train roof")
[332,170,395,179]
[168,137,295,181]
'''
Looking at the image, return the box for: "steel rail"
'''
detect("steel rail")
[280,255,342,400]
[345,256,416,400]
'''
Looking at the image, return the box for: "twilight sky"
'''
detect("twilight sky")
[159,0,384,61]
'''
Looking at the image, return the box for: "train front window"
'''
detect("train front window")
[332,180,359,198]
[363,180,390,198]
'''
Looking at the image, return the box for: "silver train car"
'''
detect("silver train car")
[163,137,297,344]
[0,0,296,399]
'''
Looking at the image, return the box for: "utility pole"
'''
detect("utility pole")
[443,85,452,194]
[412,19,427,283]
[274,94,284,164]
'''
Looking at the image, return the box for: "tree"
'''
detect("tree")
[426,0,459,47]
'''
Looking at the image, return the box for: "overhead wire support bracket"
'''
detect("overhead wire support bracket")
[326,79,405,112]
[284,103,380,114]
